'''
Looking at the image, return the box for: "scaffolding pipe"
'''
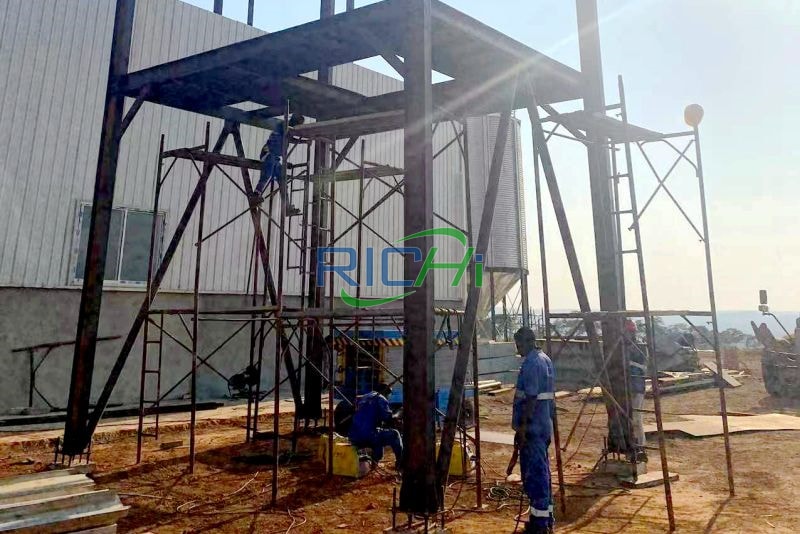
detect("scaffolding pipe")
[694,123,736,497]
[189,123,210,473]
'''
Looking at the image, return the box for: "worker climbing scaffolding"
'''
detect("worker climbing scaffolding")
[252,112,306,215]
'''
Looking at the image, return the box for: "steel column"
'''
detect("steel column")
[63,0,136,455]
[303,0,337,422]
[399,0,438,515]
[436,87,517,489]
[576,0,631,454]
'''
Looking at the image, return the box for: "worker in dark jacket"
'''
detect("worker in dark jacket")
[348,383,403,470]
[512,327,555,534]
[253,113,305,215]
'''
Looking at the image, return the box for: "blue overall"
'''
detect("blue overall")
[348,392,403,463]
[513,349,555,530]
[255,121,285,195]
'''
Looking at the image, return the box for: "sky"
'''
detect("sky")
[183,0,800,312]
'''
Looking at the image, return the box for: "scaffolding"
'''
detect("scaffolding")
[531,75,734,530]
[127,96,484,511]
[61,0,735,529]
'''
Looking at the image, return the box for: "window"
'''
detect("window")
[73,204,165,285]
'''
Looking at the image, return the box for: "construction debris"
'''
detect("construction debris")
[0,468,127,532]
[704,362,742,388]
[645,413,800,438]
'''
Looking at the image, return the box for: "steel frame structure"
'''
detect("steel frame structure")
[59,0,733,525]
[531,72,735,530]
[130,109,477,508]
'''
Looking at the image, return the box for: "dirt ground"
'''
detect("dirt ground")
[1,350,799,533]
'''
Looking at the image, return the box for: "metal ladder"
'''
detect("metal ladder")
[609,74,659,459]
[286,140,313,272]
[136,310,164,462]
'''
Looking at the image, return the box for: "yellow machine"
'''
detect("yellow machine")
[317,434,368,478]
[437,440,475,477]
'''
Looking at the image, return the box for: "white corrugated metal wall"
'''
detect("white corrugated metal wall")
[0,0,516,304]
[466,115,527,313]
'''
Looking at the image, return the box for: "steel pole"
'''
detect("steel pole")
[399,0,438,515]
[63,0,136,456]
[576,0,631,454]
[303,0,336,422]
[695,125,735,497]
[534,145,566,515]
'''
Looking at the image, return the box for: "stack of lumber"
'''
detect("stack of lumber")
[646,364,745,397]
[0,469,127,533]
[465,381,516,396]
[568,365,746,401]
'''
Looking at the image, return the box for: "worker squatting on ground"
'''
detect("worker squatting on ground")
[512,327,555,534]
[252,113,305,215]
[348,383,403,471]
[624,319,648,462]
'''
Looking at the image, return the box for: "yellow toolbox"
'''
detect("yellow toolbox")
[318,434,367,478]
[437,440,475,477]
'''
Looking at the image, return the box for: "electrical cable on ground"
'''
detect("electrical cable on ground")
[176,471,260,513]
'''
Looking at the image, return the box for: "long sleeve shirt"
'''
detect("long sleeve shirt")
[512,349,555,439]
[349,391,393,443]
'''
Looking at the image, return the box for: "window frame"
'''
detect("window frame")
[70,201,167,288]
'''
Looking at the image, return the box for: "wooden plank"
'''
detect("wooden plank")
[0,471,76,488]
[72,526,117,534]
[648,378,715,396]
[0,489,127,533]
[487,386,515,396]
[644,414,800,438]
[0,483,96,507]
[704,362,742,388]
[0,474,93,503]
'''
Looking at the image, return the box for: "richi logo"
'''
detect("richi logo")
[317,228,483,308]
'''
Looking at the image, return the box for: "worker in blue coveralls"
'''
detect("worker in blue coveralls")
[252,113,305,215]
[512,327,555,534]
[348,383,403,471]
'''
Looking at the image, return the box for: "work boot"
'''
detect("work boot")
[248,193,264,207]
[523,521,549,534]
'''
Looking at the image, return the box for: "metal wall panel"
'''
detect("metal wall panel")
[0,0,517,306]
[466,115,526,271]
